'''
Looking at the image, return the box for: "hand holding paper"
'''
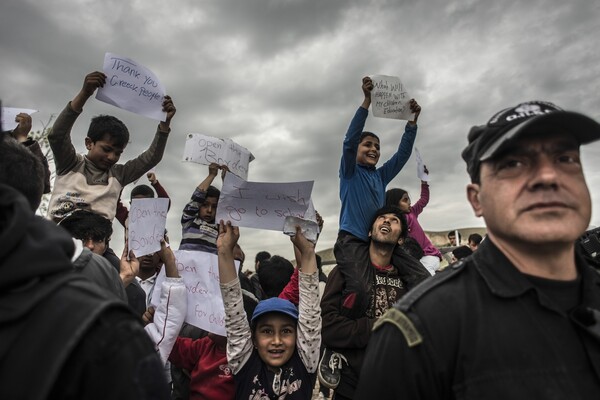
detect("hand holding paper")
[283,216,319,243]
[414,147,430,182]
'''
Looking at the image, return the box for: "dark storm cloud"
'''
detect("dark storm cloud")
[2,0,600,259]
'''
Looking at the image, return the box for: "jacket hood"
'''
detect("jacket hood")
[0,184,74,292]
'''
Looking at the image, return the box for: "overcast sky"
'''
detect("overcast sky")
[2,0,600,265]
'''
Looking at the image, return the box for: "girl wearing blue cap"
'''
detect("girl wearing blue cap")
[217,220,321,399]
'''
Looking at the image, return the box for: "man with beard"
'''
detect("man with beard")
[320,205,425,399]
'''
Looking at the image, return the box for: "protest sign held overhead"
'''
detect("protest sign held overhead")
[151,250,240,336]
[96,53,167,121]
[128,198,169,257]
[183,133,255,180]
[414,147,430,182]
[1,107,38,129]
[216,173,314,231]
[371,75,414,120]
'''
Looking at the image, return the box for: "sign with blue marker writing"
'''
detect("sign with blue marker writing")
[150,250,240,336]
[216,173,314,231]
[183,133,255,180]
[371,75,413,120]
[128,198,169,257]
[96,52,167,121]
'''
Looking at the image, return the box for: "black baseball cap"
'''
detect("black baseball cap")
[461,101,600,181]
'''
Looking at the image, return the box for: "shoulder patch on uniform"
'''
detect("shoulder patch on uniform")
[397,259,468,312]
[373,308,422,347]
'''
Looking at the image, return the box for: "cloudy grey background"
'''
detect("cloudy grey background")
[2,0,600,266]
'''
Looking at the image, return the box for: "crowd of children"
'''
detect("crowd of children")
[1,72,481,399]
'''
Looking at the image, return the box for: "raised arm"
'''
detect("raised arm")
[217,220,253,373]
[181,163,219,227]
[290,226,321,372]
[378,99,422,184]
[9,113,51,193]
[411,168,431,216]
[115,96,176,186]
[50,72,106,174]
[71,71,106,112]
[340,77,373,178]
[145,239,187,365]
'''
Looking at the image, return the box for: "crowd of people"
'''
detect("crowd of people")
[1,72,600,399]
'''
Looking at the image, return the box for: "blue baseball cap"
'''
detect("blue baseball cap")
[251,298,298,323]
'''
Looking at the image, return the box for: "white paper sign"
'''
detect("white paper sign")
[371,75,413,120]
[283,216,319,243]
[414,147,430,182]
[151,250,240,336]
[183,134,254,180]
[216,173,314,231]
[128,198,169,257]
[1,107,38,130]
[96,53,167,121]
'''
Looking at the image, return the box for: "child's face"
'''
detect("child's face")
[138,252,161,273]
[253,313,297,370]
[199,196,218,223]
[356,136,380,167]
[398,193,411,213]
[82,238,107,255]
[85,134,125,171]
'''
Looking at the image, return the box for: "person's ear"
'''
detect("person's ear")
[466,183,483,217]
[84,137,92,150]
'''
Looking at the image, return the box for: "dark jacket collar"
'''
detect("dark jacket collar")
[473,238,600,308]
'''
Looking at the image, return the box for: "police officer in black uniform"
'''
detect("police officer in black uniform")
[356,101,600,399]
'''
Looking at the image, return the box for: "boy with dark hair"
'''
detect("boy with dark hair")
[468,232,483,251]
[47,71,176,222]
[179,162,224,252]
[58,209,147,316]
[447,230,462,246]
[336,76,423,316]
[256,255,295,298]
[218,221,321,399]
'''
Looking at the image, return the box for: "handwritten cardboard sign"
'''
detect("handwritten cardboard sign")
[183,133,255,180]
[1,107,38,130]
[216,173,314,231]
[371,75,413,120]
[96,53,167,121]
[128,198,169,257]
[151,250,241,336]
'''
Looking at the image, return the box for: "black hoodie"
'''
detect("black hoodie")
[0,184,169,400]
